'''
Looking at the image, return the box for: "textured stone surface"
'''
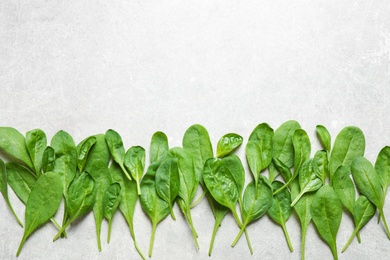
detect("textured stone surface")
[1,0,390,259]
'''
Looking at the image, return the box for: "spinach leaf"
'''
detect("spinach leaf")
[0,158,23,226]
[313,150,328,185]
[268,181,293,252]
[16,172,63,256]
[316,125,331,152]
[231,176,273,251]
[53,171,96,241]
[310,185,342,260]
[51,130,77,232]
[333,166,355,215]
[76,136,96,173]
[105,129,131,180]
[170,147,200,249]
[41,146,55,173]
[329,126,365,185]
[150,131,169,164]
[25,129,47,176]
[0,127,34,170]
[291,160,322,207]
[204,157,240,219]
[103,182,122,243]
[140,162,170,257]
[110,161,146,259]
[84,134,112,251]
[248,123,274,181]
[272,120,301,168]
[6,162,63,234]
[124,146,145,195]
[273,158,292,182]
[182,124,213,186]
[351,156,390,239]
[291,178,315,260]
[342,195,376,252]
[155,158,179,220]
[375,146,390,205]
[274,129,311,195]
[216,133,243,158]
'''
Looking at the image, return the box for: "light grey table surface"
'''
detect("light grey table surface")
[1,1,390,259]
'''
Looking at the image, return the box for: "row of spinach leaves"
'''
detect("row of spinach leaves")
[0,121,389,259]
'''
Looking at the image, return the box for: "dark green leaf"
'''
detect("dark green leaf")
[17,172,63,256]
[273,120,301,168]
[313,150,328,185]
[77,136,96,173]
[41,146,55,173]
[375,146,390,193]
[105,129,131,180]
[103,182,122,243]
[124,146,145,195]
[310,185,342,260]
[333,166,355,214]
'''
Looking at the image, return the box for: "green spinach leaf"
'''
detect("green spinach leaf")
[316,125,331,152]
[124,146,145,195]
[150,131,169,164]
[216,133,243,158]
[25,129,47,176]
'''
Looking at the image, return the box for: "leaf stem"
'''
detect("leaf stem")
[50,217,67,237]
[107,219,113,243]
[149,221,157,257]
[120,164,132,181]
[186,210,200,249]
[342,227,358,252]
[281,222,294,252]
[136,180,141,195]
[291,191,304,207]
[273,176,294,195]
[301,224,308,260]
[231,224,246,247]
[379,208,390,240]
[16,235,27,257]
[5,199,23,227]
[208,215,223,256]
[53,220,72,241]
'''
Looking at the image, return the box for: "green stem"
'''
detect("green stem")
[281,222,293,252]
[273,175,295,195]
[301,224,308,260]
[230,208,253,254]
[136,179,141,195]
[169,204,176,220]
[208,216,223,256]
[190,189,207,208]
[120,164,132,181]
[53,220,72,241]
[186,210,199,249]
[50,218,67,237]
[356,231,361,243]
[149,221,157,257]
[134,239,147,260]
[331,243,338,260]
[342,227,359,252]
[244,228,253,254]
[291,191,305,207]
[16,235,27,257]
[61,202,68,238]
[231,224,246,247]
[126,217,146,260]
[379,208,390,239]
[107,219,113,243]
[5,199,23,227]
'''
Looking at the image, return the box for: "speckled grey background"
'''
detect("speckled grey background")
[1,0,390,259]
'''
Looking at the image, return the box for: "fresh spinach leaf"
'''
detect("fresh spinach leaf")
[316,125,331,152]
[76,136,97,173]
[155,158,179,220]
[182,124,213,186]
[375,146,390,206]
[291,160,322,207]
[0,158,23,226]
[216,133,243,158]
[150,131,169,164]
[124,146,145,195]
[333,166,355,215]
[268,181,293,252]
[310,185,342,260]
[342,195,376,252]
[110,161,146,259]
[0,127,34,170]
[53,171,96,241]
[41,146,55,173]
[313,150,328,185]
[105,129,131,180]
[16,172,63,256]
[231,176,273,252]
[272,120,301,168]
[329,126,365,185]
[25,129,47,176]
[351,156,390,239]
[140,162,170,257]
[103,182,122,243]
[170,147,200,249]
